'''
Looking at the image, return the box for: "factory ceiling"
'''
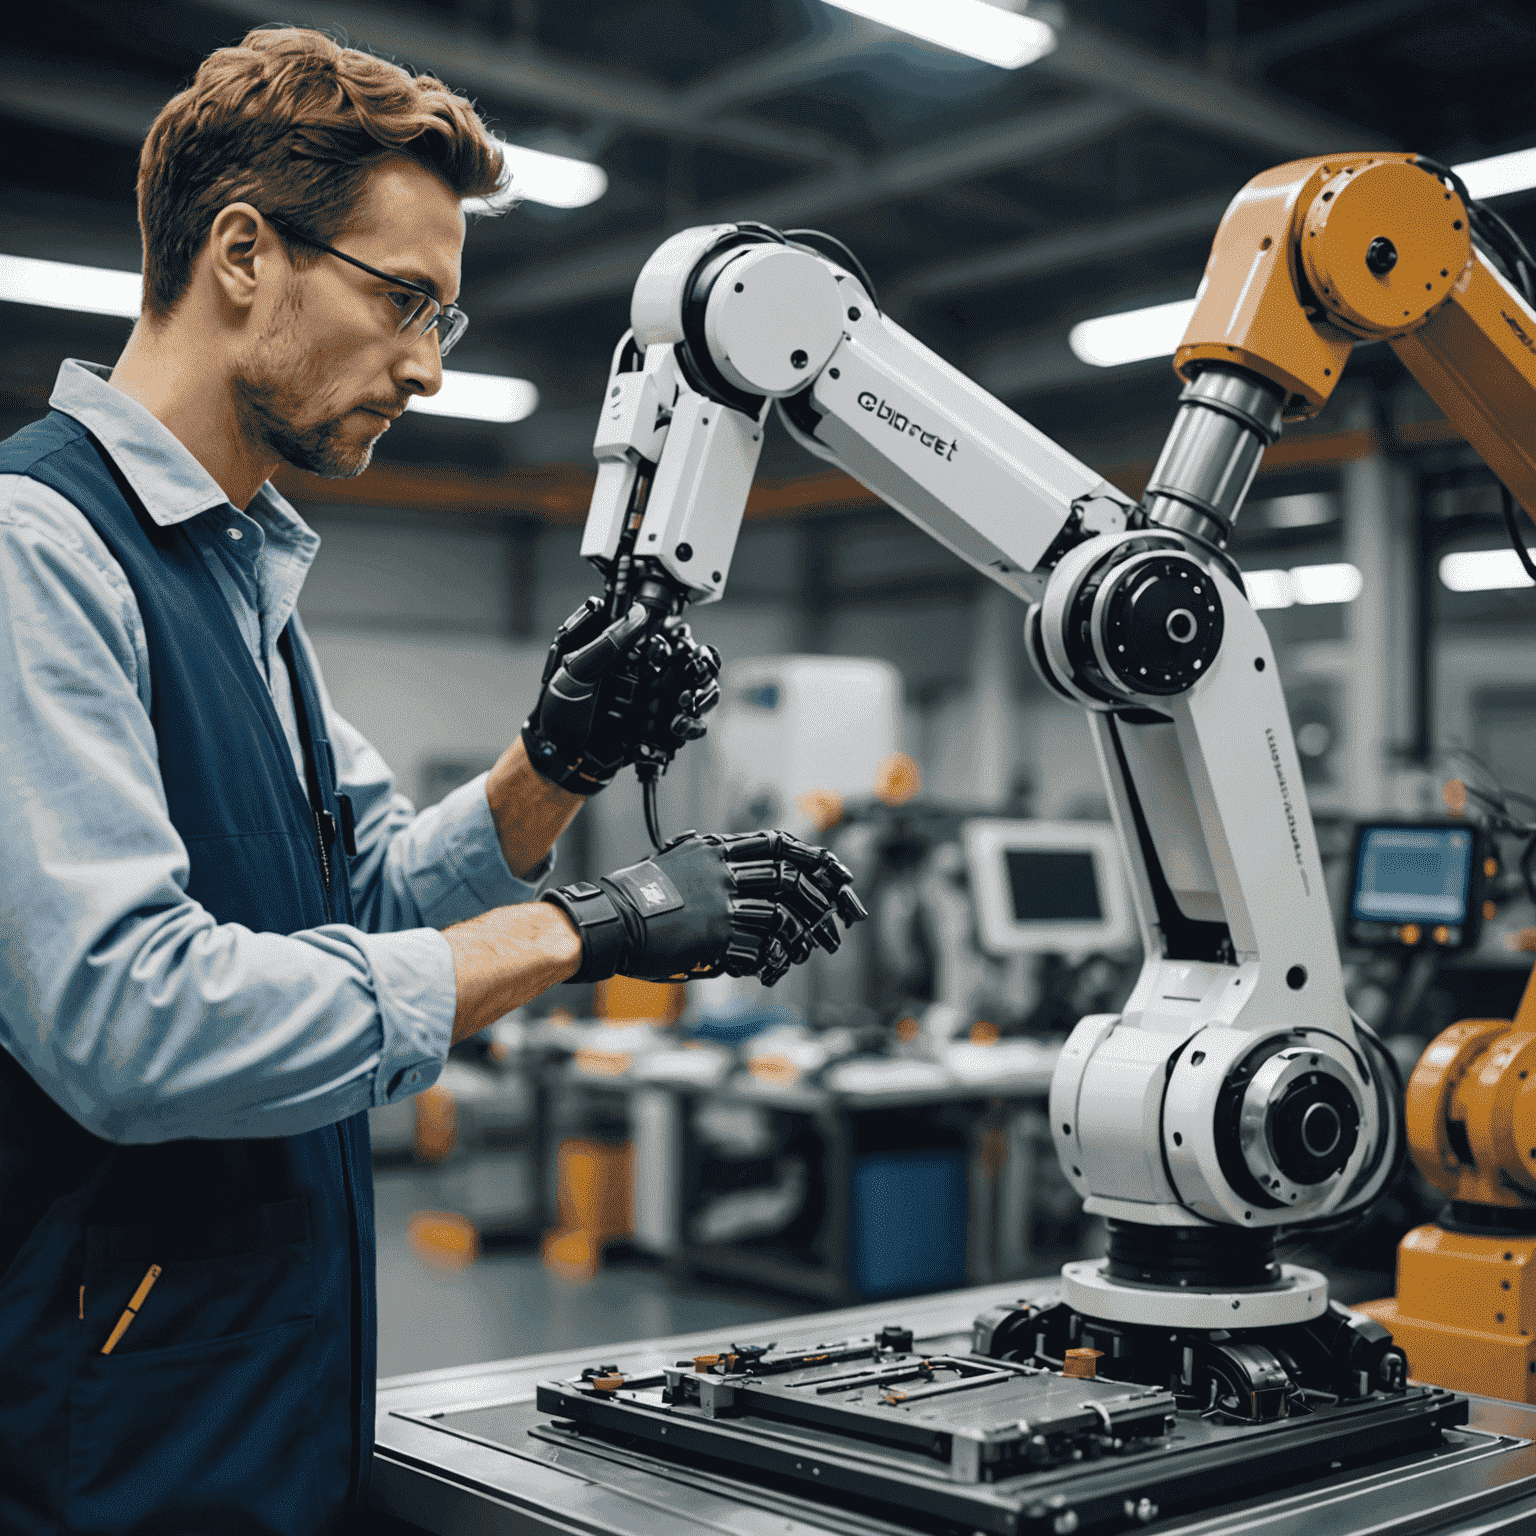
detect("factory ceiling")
[2,0,1534,516]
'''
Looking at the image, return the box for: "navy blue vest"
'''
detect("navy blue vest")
[0,411,375,1535]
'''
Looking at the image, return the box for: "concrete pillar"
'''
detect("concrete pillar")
[928,583,1024,807]
[1338,401,1419,814]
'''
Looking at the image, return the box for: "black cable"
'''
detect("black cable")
[641,768,665,851]
[1502,485,1536,584]
[1413,155,1536,305]
[1452,746,1530,816]
[1356,1014,1409,1193]
[1473,191,1536,303]
[733,220,788,247]
[1410,161,1536,592]
[783,228,882,314]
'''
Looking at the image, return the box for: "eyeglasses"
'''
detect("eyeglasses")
[261,212,468,358]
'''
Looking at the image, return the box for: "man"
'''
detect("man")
[0,27,862,1536]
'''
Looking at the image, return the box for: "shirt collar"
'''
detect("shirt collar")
[49,360,233,528]
[47,359,319,561]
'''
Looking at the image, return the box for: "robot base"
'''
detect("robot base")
[1358,1218,1536,1404]
[1062,1258,1328,1330]
[977,1221,1410,1419]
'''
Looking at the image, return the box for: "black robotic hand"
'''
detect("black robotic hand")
[521,597,721,795]
[542,830,868,986]
[627,615,722,771]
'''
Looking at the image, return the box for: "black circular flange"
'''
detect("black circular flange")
[1061,535,1185,705]
[1101,554,1224,697]
[1270,1071,1360,1186]
[1213,1036,1294,1210]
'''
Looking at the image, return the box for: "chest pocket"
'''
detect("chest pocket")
[67,1198,324,1535]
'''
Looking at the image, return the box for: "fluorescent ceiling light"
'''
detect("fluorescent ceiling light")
[1439,547,1536,592]
[1068,297,1197,368]
[1453,145,1536,201]
[0,253,140,317]
[408,370,539,424]
[1244,569,1295,611]
[1248,492,1337,530]
[822,0,1057,69]
[1290,562,1363,605]
[467,142,608,213]
[1245,563,1364,610]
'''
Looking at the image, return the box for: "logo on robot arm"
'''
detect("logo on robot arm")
[856,391,959,462]
[1265,725,1311,897]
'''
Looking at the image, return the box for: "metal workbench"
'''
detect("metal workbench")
[371,1281,1536,1535]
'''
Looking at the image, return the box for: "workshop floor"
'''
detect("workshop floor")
[372,1167,804,1379]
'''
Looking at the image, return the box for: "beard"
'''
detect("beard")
[237,385,375,479]
[232,365,383,480]
[232,288,389,480]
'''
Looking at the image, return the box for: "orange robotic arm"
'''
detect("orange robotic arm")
[1173,153,1536,522]
[1187,153,1536,1401]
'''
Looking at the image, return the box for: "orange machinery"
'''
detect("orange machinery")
[1177,151,1536,1399]
[1355,981,1536,1401]
[1173,152,1534,511]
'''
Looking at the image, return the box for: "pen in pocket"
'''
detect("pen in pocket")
[100,1264,161,1355]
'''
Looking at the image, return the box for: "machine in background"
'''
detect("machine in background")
[1353,791,1536,1401]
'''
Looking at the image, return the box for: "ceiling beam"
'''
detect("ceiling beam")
[474,96,1135,319]
[676,11,1391,162]
[1035,21,1397,157]
[674,28,870,121]
[272,457,884,523]
[197,0,852,171]
[0,55,165,146]
[887,192,1232,312]
[1234,0,1444,72]
[968,329,1161,401]
[272,423,1441,528]
[470,5,1391,324]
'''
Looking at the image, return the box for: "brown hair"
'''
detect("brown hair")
[137,27,507,319]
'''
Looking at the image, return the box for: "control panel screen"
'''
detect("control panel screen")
[1347,823,1481,950]
[964,820,1136,955]
[1005,849,1103,923]
[1352,826,1473,925]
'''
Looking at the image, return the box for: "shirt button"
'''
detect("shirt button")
[226,527,243,541]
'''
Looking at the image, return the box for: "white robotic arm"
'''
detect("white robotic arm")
[580,222,1401,1325]
[580,222,1130,605]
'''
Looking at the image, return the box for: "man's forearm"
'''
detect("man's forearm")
[484,736,585,880]
[443,899,582,1044]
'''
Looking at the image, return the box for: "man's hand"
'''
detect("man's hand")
[541,830,868,986]
[521,597,721,795]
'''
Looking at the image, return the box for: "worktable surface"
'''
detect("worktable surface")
[372,1280,1536,1536]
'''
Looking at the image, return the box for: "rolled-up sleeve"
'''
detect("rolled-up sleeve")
[0,480,460,1144]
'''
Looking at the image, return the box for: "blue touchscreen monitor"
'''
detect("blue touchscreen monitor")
[1348,823,1480,950]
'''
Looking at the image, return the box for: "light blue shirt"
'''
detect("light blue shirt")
[0,360,547,1144]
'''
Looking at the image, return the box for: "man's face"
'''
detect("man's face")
[233,156,465,479]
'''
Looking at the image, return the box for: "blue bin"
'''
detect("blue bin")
[849,1149,968,1298]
